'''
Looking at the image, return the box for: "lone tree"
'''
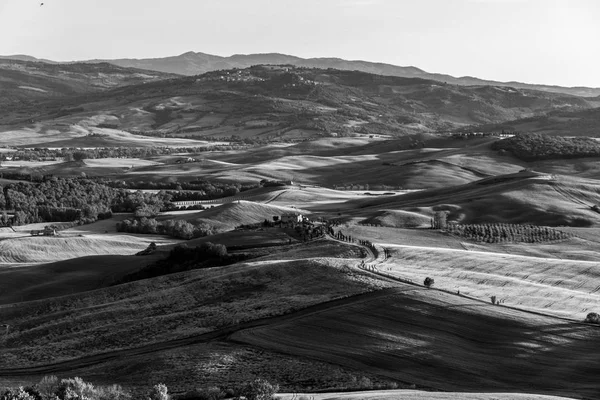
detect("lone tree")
[424,277,434,288]
[584,312,600,324]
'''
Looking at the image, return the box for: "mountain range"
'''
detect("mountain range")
[2,51,600,98]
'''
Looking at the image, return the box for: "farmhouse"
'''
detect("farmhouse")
[281,213,303,224]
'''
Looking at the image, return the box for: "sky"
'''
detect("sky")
[1,0,599,87]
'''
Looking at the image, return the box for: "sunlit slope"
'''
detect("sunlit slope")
[378,244,600,319]
[346,172,600,227]
[0,235,155,264]
[170,200,307,231]
[233,287,600,399]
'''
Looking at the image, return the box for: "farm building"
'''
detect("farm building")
[281,213,303,224]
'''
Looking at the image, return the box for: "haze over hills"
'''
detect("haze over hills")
[1,63,598,148]
[3,51,600,97]
[0,59,177,108]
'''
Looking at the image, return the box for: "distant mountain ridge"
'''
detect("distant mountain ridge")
[3,51,599,97]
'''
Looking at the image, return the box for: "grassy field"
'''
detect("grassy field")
[0,254,162,305]
[169,200,308,231]
[342,173,600,227]
[0,234,162,264]
[378,244,600,319]
[233,287,600,399]
[0,240,386,368]
[1,341,400,395]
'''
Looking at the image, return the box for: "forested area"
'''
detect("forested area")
[0,178,172,225]
[492,133,600,160]
[0,145,247,162]
[116,217,215,239]
[120,181,258,197]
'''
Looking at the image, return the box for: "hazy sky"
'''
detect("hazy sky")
[1,0,599,87]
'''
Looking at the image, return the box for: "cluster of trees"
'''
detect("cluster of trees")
[492,133,600,161]
[446,223,571,243]
[0,146,202,162]
[0,178,173,226]
[1,376,278,400]
[116,242,252,284]
[0,145,256,162]
[109,180,258,198]
[116,217,215,240]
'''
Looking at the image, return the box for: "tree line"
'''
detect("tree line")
[0,178,172,226]
[115,242,252,284]
[0,145,247,162]
[446,223,572,243]
[116,217,215,240]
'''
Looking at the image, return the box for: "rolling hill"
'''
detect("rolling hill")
[473,107,600,137]
[338,171,600,227]
[7,51,600,97]
[232,287,600,399]
[1,64,596,148]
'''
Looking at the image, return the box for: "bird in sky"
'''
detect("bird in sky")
[40,2,44,6]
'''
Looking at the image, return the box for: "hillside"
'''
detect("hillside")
[0,65,595,148]
[10,51,600,97]
[340,171,600,227]
[233,287,600,399]
[0,59,175,103]
[168,200,304,231]
[474,107,600,137]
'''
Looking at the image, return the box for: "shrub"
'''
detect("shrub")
[0,387,37,400]
[423,277,434,288]
[178,387,224,400]
[584,312,600,324]
[148,384,169,400]
[240,379,278,400]
[56,377,96,400]
[35,376,59,400]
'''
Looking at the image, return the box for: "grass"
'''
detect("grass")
[344,173,600,227]
[0,254,162,305]
[3,342,399,395]
[168,200,307,231]
[0,241,386,368]
[0,235,158,264]
[379,244,600,319]
[233,287,600,399]
[274,391,577,400]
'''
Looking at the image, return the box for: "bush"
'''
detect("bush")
[35,376,59,400]
[148,384,169,400]
[584,312,600,324]
[424,277,434,288]
[178,387,225,400]
[0,387,37,400]
[56,377,97,400]
[240,379,278,400]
